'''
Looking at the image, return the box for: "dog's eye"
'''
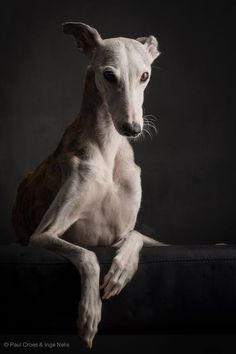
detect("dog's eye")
[140,72,149,82]
[103,70,117,83]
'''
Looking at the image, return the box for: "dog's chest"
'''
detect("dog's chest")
[66,155,142,246]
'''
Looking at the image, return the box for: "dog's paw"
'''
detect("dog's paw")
[77,292,102,348]
[100,254,139,299]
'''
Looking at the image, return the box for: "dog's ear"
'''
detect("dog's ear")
[62,22,102,57]
[136,35,160,63]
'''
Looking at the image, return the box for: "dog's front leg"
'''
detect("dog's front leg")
[101,230,143,299]
[31,233,101,347]
[77,251,101,347]
[29,169,101,348]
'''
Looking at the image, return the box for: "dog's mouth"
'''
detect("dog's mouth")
[116,128,142,138]
[120,131,142,138]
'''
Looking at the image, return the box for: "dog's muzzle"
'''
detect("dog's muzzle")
[121,122,141,137]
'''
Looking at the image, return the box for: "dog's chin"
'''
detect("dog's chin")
[113,126,126,137]
[127,131,142,140]
[116,129,142,139]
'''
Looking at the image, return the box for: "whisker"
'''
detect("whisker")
[143,113,160,135]
[142,127,153,140]
[144,120,158,131]
[143,117,158,136]
[152,65,161,70]
[130,112,160,142]
[143,114,159,122]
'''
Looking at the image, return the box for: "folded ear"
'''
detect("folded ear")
[136,35,160,63]
[62,22,102,57]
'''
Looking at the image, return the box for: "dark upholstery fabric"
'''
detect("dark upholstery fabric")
[0,244,236,334]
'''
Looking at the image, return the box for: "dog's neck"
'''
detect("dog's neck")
[77,67,124,161]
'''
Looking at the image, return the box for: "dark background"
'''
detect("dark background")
[0,0,234,245]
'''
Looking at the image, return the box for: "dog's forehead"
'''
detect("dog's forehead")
[94,37,150,70]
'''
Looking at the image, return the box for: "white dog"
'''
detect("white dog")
[12,22,163,348]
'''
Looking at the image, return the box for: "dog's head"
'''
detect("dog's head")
[63,22,160,137]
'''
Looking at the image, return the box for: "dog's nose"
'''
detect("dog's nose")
[122,122,141,137]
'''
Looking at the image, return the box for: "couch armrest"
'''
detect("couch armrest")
[0,243,236,334]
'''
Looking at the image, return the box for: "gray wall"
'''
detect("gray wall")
[0,0,234,244]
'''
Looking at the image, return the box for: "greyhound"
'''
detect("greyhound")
[12,22,163,348]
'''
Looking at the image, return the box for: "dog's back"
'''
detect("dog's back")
[12,154,62,245]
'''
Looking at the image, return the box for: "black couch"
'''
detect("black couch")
[1,243,236,335]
